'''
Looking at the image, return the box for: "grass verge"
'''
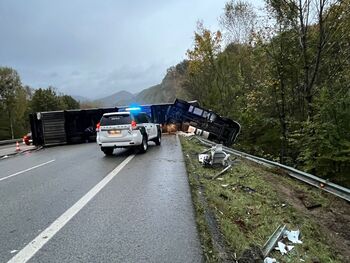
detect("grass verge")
[180,136,349,263]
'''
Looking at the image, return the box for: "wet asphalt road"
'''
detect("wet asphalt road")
[0,135,202,263]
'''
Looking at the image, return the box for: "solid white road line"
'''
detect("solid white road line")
[0,160,55,182]
[7,154,135,263]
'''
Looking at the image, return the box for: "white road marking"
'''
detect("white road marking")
[0,160,55,182]
[7,154,135,263]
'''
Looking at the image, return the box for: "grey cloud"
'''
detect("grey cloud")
[0,0,263,99]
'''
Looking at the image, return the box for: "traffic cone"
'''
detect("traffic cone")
[16,141,20,152]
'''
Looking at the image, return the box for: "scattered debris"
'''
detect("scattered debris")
[221,184,229,188]
[10,250,18,254]
[198,144,231,167]
[198,154,210,163]
[262,225,287,257]
[262,226,302,260]
[284,229,303,244]
[275,241,294,255]
[196,143,237,180]
[264,257,278,263]
[240,185,256,194]
[212,164,232,180]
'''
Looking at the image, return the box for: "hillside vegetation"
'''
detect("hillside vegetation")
[177,0,350,187]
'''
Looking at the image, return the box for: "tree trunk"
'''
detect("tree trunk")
[8,110,14,139]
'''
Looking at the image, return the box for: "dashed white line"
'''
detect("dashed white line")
[0,160,56,182]
[7,154,135,263]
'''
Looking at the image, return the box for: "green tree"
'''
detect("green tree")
[300,88,350,185]
[182,0,350,187]
[220,0,257,44]
[185,22,222,105]
[30,87,62,112]
[60,95,80,110]
[0,67,23,139]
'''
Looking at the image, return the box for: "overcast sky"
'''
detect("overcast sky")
[0,0,263,99]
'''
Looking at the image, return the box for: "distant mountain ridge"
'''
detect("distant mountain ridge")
[72,95,89,102]
[95,90,135,107]
[94,61,190,107]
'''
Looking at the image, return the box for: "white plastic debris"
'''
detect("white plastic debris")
[10,250,18,254]
[198,154,210,163]
[221,184,229,187]
[285,230,303,244]
[264,257,278,263]
[275,241,294,255]
[275,242,287,255]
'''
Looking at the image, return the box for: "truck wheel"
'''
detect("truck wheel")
[153,131,161,146]
[139,136,148,153]
[102,147,114,156]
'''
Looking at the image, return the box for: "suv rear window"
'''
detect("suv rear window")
[100,114,131,126]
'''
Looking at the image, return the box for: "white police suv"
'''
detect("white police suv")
[96,110,161,155]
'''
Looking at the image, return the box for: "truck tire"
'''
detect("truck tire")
[101,147,114,156]
[139,135,148,153]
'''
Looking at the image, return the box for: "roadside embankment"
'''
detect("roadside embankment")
[180,136,350,263]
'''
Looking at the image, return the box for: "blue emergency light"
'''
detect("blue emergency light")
[125,107,141,111]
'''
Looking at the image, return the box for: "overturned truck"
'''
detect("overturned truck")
[30,99,241,146]
[166,99,241,146]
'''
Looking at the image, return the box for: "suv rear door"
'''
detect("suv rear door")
[99,113,132,142]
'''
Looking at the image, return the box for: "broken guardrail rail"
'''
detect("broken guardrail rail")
[195,136,350,202]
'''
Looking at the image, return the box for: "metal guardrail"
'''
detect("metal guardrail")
[0,139,21,146]
[195,137,350,202]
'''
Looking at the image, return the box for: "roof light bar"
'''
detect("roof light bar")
[125,107,141,111]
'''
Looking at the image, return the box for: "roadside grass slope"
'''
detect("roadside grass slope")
[180,137,350,263]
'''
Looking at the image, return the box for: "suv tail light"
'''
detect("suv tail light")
[131,120,137,129]
[96,122,100,132]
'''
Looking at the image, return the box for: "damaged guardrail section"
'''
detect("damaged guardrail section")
[195,136,350,202]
